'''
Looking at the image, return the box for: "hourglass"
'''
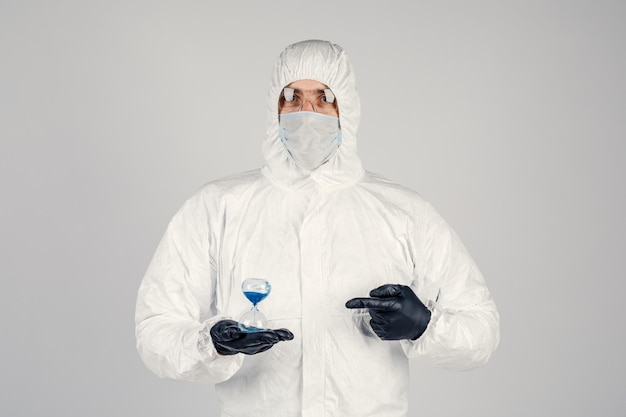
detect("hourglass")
[238,278,271,332]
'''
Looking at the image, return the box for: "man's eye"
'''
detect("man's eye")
[285,95,301,104]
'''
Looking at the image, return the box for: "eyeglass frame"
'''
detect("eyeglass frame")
[278,87,339,116]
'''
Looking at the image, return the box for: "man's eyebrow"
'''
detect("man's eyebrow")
[291,88,326,95]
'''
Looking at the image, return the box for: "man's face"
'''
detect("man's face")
[278,79,339,117]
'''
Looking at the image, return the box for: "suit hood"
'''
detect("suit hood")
[262,40,364,190]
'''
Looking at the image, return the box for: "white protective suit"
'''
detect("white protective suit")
[135,40,500,417]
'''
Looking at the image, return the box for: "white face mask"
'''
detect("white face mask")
[278,112,342,171]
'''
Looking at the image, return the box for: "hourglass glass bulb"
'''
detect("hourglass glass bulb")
[238,278,271,332]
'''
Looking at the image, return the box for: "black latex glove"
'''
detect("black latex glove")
[345,284,431,341]
[210,319,294,355]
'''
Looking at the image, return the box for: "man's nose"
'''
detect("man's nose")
[301,100,315,112]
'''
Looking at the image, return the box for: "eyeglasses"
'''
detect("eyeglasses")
[278,87,338,116]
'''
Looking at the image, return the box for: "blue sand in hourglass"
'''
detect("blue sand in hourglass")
[240,291,269,332]
[244,291,268,306]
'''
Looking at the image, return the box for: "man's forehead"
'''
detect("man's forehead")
[286,79,330,91]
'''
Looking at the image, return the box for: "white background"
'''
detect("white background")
[1,1,624,416]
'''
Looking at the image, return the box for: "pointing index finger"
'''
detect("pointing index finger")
[345,297,400,312]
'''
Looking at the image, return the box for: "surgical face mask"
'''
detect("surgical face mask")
[278,111,342,171]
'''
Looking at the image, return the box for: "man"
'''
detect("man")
[135,39,500,417]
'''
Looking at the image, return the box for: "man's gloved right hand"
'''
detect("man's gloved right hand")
[210,319,294,355]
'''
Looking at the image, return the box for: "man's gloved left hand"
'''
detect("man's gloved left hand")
[345,284,431,341]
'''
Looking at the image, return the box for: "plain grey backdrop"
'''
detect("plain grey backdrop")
[1,1,624,416]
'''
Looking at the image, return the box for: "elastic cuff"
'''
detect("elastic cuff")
[197,315,232,359]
